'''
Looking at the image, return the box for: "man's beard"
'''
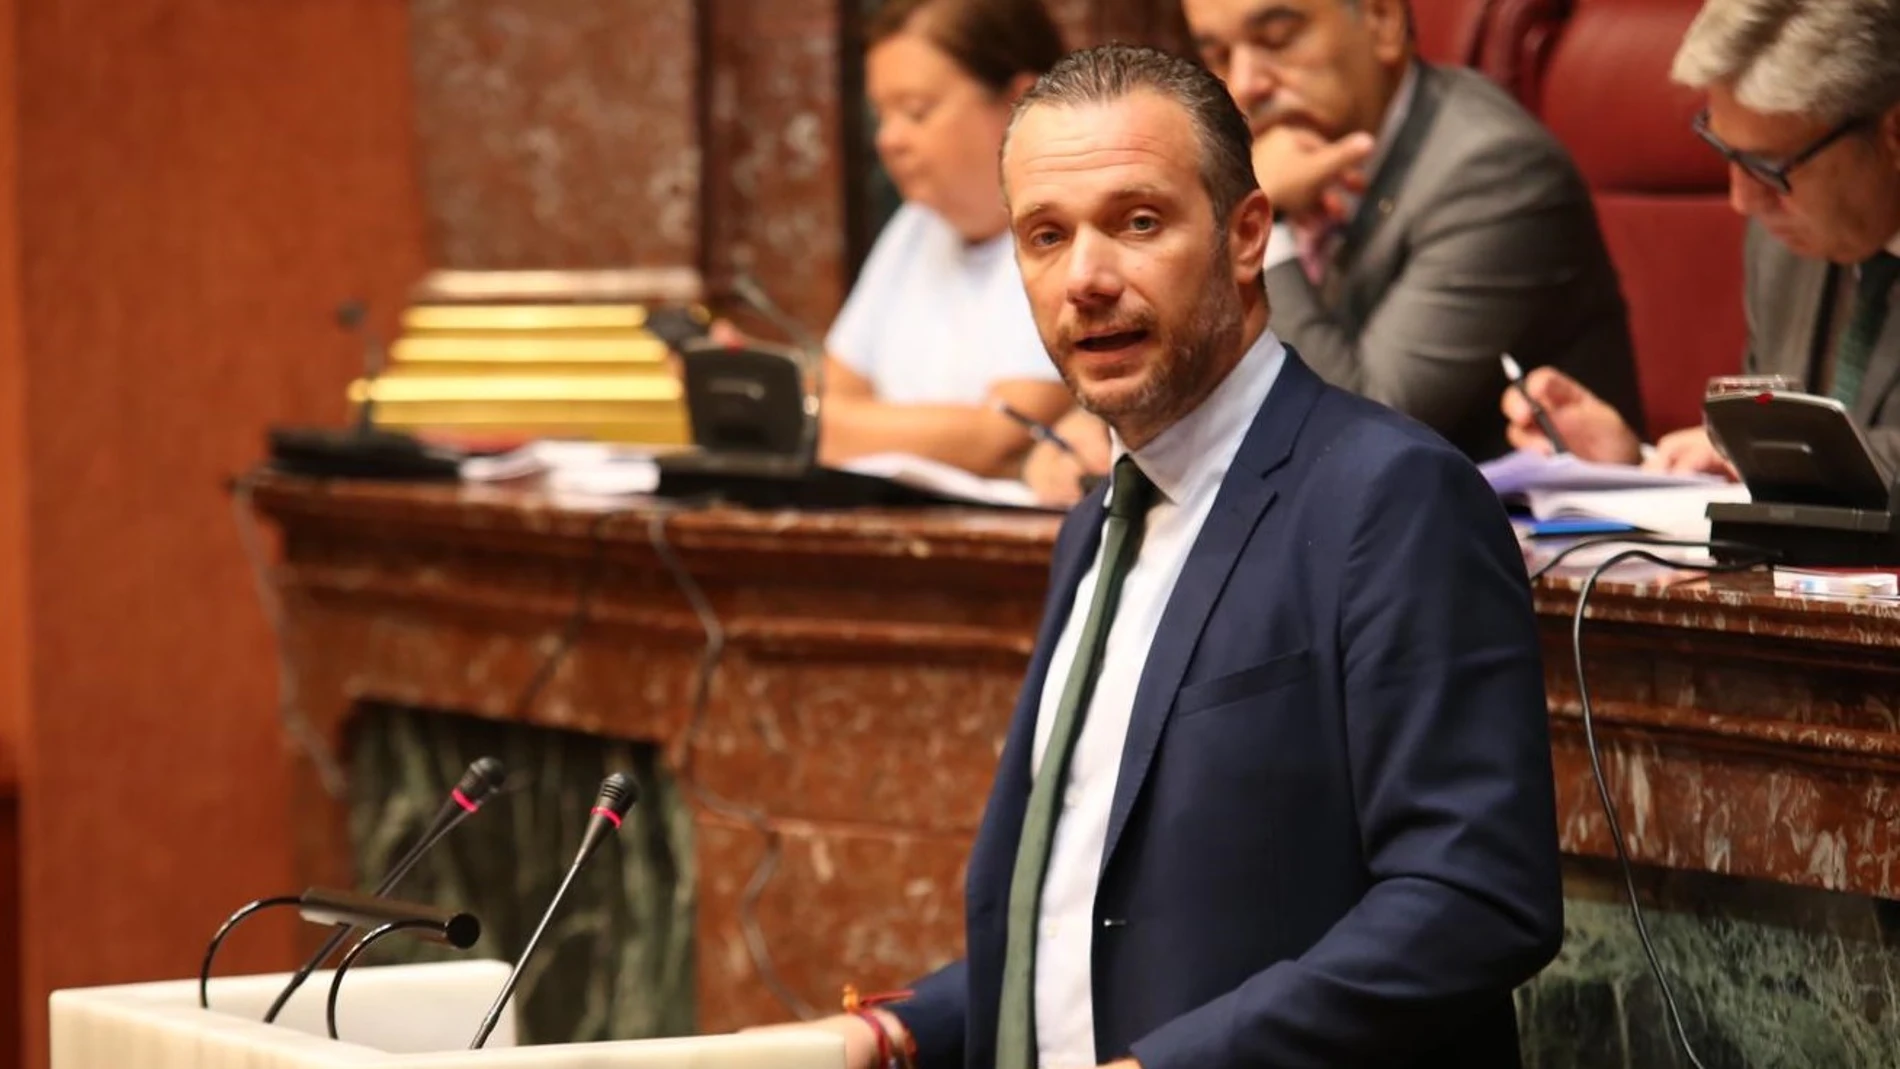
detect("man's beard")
[1061,240,1244,436]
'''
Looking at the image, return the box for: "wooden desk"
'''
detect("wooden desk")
[250,475,1900,1033]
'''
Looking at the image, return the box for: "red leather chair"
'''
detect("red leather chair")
[1535,0,1748,436]
[1412,0,1491,69]
[1477,0,1573,106]
[1413,0,1572,106]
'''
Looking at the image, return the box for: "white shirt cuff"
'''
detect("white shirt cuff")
[1264,223,1300,271]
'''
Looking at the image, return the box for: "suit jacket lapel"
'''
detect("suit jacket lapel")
[1332,64,1447,323]
[1851,268,1900,423]
[1097,351,1326,876]
[1789,258,1835,389]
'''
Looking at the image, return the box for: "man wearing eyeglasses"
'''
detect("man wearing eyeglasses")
[1021,0,1646,505]
[1503,0,1900,476]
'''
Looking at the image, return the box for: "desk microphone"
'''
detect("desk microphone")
[468,772,640,1049]
[260,757,509,1023]
[336,298,388,434]
[264,298,461,480]
[729,272,825,462]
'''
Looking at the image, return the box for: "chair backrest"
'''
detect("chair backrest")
[1477,0,1574,106]
[1534,0,1748,437]
[1413,0,1574,106]
[1411,0,1492,69]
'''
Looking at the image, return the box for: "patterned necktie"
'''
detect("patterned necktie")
[1831,251,1900,407]
[994,455,1159,1069]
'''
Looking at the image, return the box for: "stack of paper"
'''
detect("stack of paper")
[459,440,660,496]
[1525,484,1752,540]
[1480,449,1728,497]
[460,443,1044,508]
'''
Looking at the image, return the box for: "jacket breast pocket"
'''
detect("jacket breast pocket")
[1173,649,1314,719]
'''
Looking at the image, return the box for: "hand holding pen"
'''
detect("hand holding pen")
[996,401,1113,506]
[994,400,1082,458]
[1499,353,1572,456]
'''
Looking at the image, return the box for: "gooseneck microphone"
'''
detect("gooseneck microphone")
[335,298,389,434]
[467,772,640,1049]
[260,757,508,1023]
[730,272,826,463]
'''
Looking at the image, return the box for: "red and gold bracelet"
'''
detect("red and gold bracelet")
[843,985,917,1069]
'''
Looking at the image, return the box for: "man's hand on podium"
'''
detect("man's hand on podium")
[743,1009,908,1069]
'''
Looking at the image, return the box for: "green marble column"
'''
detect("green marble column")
[1517,858,1900,1069]
[344,705,695,1045]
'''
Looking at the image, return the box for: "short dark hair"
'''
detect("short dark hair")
[865,0,1067,95]
[1007,43,1260,224]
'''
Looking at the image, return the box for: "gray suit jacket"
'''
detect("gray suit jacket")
[1267,64,1643,461]
[1744,222,1900,473]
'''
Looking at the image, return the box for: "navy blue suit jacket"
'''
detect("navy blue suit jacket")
[890,349,1563,1069]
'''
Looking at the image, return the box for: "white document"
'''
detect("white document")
[460,440,660,497]
[841,452,1042,508]
[1525,484,1752,540]
[1481,449,1727,497]
[460,440,652,482]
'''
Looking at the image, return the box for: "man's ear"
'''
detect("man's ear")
[1229,189,1272,286]
[1883,102,1900,170]
[1363,0,1411,65]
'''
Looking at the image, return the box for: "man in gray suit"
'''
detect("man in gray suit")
[1023,0,1642,502]
[1504,0,1900,475]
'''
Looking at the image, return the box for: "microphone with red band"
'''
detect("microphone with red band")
[468,772,640,1049]
[260,757,510,1024]
[392,757,509,888]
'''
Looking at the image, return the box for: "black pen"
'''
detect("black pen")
[1500,353,1572,456]
[993,400,1082,459]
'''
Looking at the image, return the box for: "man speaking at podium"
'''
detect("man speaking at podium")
[785,44,1563,1069]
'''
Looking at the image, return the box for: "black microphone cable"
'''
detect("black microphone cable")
[1548,534,1776,1069]
[645,502,818,1020]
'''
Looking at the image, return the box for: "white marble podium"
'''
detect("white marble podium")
[50,961,845,1069]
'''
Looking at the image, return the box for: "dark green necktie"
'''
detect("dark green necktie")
[1831,251,1900,407]
[995,455,1158,1069]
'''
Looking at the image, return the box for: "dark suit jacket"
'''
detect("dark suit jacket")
[890,349,1564,1069]
[1743,222,1900,472]
[1267,63,1643,462]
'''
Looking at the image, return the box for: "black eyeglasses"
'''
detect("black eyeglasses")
[1692,109,1870,195]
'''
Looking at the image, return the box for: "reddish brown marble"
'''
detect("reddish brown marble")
[252,476,1900,1031]
[697,816,971,1024]
[1534,573,1900,898]
[409,0,1197,334]
[409,0,701,269]
[700,0,853,330]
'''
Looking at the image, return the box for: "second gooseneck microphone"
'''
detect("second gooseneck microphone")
[467,772,640,1049]
[261,757,508,1024]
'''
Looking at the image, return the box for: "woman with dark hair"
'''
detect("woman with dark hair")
[800,0,1073,476]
